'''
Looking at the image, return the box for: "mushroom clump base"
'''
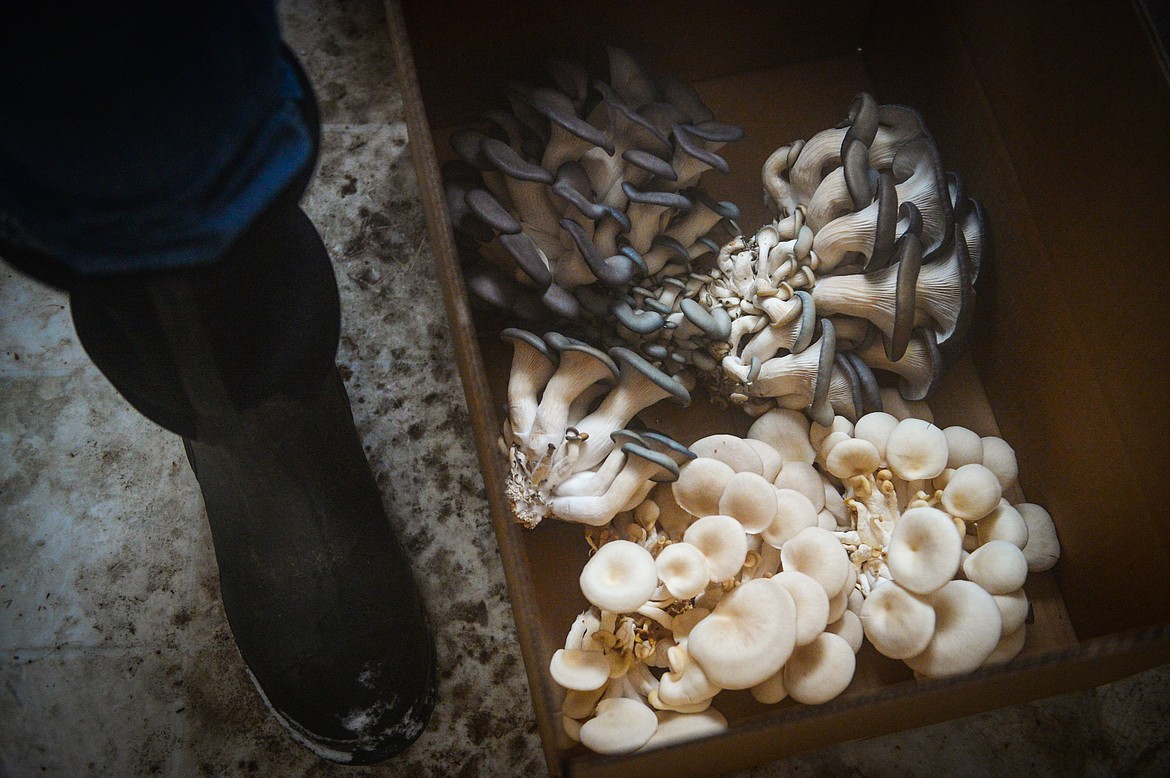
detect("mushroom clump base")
[525,399,1060,754]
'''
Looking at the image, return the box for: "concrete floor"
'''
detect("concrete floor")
[1,1,1167,775]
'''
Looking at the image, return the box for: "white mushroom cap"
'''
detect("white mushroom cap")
[860,580,936,659]
[816,430,853,464]
[743,438,784,481]
[655,542,711,600]
[550,648,611,691]
[962,540,1028,594]
[824,437,882,480]
[563,685,608,719]
[826,609,864,653]
[887,506,963,595]
[684,514,749,583]
[992,589,1029,636]
[579,540,659,613]
[879,387,934,422]
[783,632,856,705]
[943,426,984,469]
[980,436,1018,491]
[638,709,728,752]
[780,527,852,598]
[976,500,1029,549]
[747,408,816,464]
[770,571,831,645]
[817,509,839,531]
[650,482,697,541]
[983,624,1027,667]
[940,463,1002,520]
[656,645,721,709]
[885,418,949,480]
[1017,502,1060,572]
[773,461,827,511]
[827,577,852,623]
[750,668,788,705]
[686,577,798,689]
[689,433,764,474]
[810,415,855,451]
[719,471,779,533]
[904,579,1002,678]
[673,457,736,518]
[853,411,900,462]
[579,697,659,754]
[670,606,710,640]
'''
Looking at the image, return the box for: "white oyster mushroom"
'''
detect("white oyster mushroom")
[1017,502,1060,572]
[904,579,1002,678]
[976,500,1029,549]
[992,589,1030,636]
[673,457,736,518]
[983,625,1027,667]
[638,709,728,752]
[550,648,611,691]
[655,645,721,710]
[655,542,711,600]
[688,433,765,474]
[827,571,854,622]
[980,435,1019,491]
[825,437,882,480]
[687,578,798,690]
[941,463,1003,520]
[579,540,659,613]
[943,425,984,469]
[563,685,608,720]
[781,527,852,598]
[744,438,784,481]
[684,514,749,583]
[550,443,678,526]
[826,609,864,653]
[762,488,819,549]
[783,632,857,705]
[853,411,900,463]
[773,461,827,511]
[887,506,963,595]
[770,571,831,646]
[963,540,1028,594]
[748,408,817,464]
[885,418,949,480]
[860,580,936,659]
[579,697,659,755]
[719,471,780,533]
[500,328,558,439]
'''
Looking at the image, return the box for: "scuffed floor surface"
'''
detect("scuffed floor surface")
[1,1,1167,776]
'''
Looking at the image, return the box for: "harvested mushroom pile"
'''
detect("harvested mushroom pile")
[445,47,742,326]
[544,404,1060,754]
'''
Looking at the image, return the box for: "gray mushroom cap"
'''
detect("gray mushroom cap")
[651,234,690,264]
[640,431,698,464]
[608,346,692,407]
[684,187,741,221]
[890,201,924,362]
[841,92,880,148]
[606,46,659,110]
[680,299,732,341]
[545,332,620,382]
[612,301,666,334]
[841,349,883,413]
[810,319,838,427]
[449,127,493,170]
[654,73,716,125]
[623,148,678,180]
[673,125,730,174]
[791,290,817,353]
[479,137,555,184]
[622,181,693,211]
[864,169,899,271]
[523,87,615,154]
[560,218,638,287]
[443,176,496,243]
[622,442,681,483]
[465,188,521,235]
[501,327,557,364]
[842,138,875,210]
[641,342,670,360]
[546,58,590,105]
[683,120,746,144]
[595,80,673,158]
[541,283,581,320]
[497,232,551,288]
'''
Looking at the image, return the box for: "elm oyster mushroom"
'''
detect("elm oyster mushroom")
[445,47,742,330]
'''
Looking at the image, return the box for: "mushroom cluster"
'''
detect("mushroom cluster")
[607,94,986,420]
[539,400,1059,753]
[499,328,692,529]
[445,48,743,327]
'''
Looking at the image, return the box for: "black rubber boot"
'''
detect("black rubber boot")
[60,202,437,764]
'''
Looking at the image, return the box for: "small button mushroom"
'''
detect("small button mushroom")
[992,589,1030,636]
[747,408,817,465]
[773,461,827,512]
[783,632,856,705]
[638,709,728,752]
[861,580,936,659]
[904,580,1002,678]
[689,433,765,474]
[885,418,949,480]
[579,697,659,755]
[1017,502,1060,572]
[980,435,1019,492]
[976,500,1029,549]
[887,506,963,595]
[719,471,780,533]
[550,648,611,692]
[780,527,852,599]
[770,571,831,646]
[963,540,1028,595]
[686,578,798,690]
[762,489,820,550]
[579,540,659,613]
[940,463,1003,520]
[825,437,882,480]
[826,609,864,654]
[943,425,984,469]
[655,542,710,600]
[684,514,749,583]
[673,457,736,518]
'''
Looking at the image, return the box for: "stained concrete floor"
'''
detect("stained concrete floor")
[1,1,1168,776]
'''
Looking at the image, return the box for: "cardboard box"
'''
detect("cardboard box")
[385,1,1170,774]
